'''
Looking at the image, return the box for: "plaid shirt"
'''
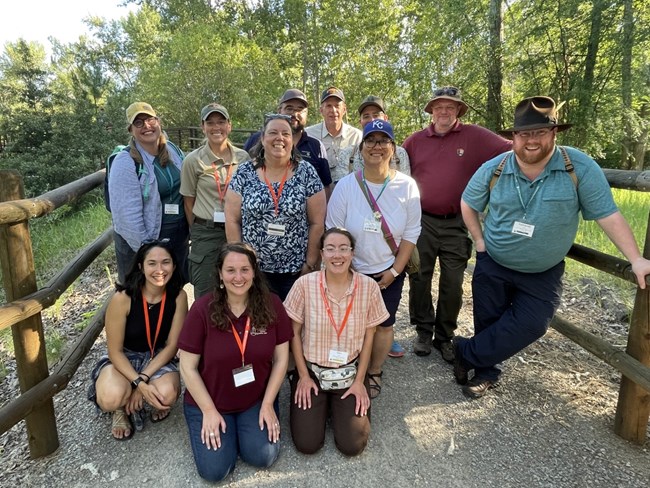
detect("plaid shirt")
[284,270,389,368]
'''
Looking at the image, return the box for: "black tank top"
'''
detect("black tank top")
[123,291,177,353]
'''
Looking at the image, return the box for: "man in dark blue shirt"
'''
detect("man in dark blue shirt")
[244,89,332,197]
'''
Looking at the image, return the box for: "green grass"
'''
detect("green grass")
[0,196,113,368]
[568,188,650,306]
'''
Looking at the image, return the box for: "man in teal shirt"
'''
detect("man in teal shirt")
[457,96,650,398]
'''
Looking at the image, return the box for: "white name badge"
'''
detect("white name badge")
[213,211,226,223]
[267,223,286,236]
[233,364,255,387]
[512,221,535,238]
[328,349,349,365]
[164,204,180,215]
[363,219,381,233]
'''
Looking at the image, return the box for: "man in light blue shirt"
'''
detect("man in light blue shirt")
[457,96,650,399]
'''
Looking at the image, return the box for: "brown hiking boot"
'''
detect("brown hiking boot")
[413,331,432,356]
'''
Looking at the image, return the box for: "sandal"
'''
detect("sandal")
[150,409,170,423]
[111,408,134,441]
[367,371,383,399]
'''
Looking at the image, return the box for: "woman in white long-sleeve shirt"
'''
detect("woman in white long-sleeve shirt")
[109,102,188,284]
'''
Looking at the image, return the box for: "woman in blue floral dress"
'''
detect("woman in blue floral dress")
[225,114,326,299]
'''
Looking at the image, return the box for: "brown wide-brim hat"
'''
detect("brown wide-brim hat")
[424,86,469,117]
[500,96,572,136]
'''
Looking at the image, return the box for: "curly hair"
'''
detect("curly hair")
[116,240,183,300]
[250,116,301,170]
[209,242,276,331]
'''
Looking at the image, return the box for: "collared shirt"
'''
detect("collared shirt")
[404,121,512,215]
[332,144,411,182]
[179,141,249,221]
[462,146,618,273]
[284,270,388,368]
[243,131,332,187]
[305,121,362,169]
[109,140,184,251]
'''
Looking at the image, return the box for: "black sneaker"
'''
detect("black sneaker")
[413,331,433,356]
[462,377,498,399]
[452,337,468,385]
[433,339,455,363]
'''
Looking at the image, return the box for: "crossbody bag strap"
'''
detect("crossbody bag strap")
[354,171,399,255]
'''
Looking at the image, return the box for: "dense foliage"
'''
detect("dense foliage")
[1,0,649,196]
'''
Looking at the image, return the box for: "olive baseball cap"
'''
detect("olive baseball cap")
[201,103,230,121]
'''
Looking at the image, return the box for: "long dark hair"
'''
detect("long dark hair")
[116,240,183,300]
[209,242,276,331]
[251,115,301,170]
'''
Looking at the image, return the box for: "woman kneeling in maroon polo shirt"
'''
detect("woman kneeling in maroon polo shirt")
[284,227,388,455]
[178,243,292,482]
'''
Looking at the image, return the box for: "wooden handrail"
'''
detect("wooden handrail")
[0,228,113,332]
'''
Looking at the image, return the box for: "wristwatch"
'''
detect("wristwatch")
[131,376,144,389]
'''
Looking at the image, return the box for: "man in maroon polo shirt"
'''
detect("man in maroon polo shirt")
[404,87,512,362]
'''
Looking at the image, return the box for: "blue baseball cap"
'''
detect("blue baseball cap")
[362,119,395,141]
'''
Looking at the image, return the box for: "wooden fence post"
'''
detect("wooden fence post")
[0,170,58,457]
[614,211,650,444]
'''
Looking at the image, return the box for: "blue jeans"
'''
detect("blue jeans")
[458,252,564,381]
[184,402,280,482]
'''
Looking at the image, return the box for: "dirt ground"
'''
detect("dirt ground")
[1,263,649,487]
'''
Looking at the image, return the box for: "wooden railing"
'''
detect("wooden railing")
[0,167,649,461]
[165,127,256,152]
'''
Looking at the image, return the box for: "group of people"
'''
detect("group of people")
[89,87,650,482]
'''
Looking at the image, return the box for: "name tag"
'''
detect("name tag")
[267,223,286,236]
[512,221,535,238]
[232,364,255,387]
[213,211,226,223]
[164,204,180,215]
[363,219,381,233]
[328,349,349,365]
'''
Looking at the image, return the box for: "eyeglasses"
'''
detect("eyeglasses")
[132,116,158,128]
[361,111,385,122]
[514,128,553,139]
[142,238,170,246]
[364,138,393,148]
[322,245,353,255]
[433,86,460,97]
[264,113,293,124]
[281,105,307,115]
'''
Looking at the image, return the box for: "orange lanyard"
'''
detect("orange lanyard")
[319,271,357,341]
[263,164,290,216]
[141,290,167,358]
[212,162,234,206]
[231,317,251,366]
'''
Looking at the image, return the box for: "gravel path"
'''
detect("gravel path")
[1,264,649,487]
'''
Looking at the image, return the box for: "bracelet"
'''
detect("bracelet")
[139,372,150,383]
[389,267,399,278]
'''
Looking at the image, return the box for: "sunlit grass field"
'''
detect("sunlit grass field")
[569,188,650,306]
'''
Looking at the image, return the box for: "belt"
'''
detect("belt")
[193,217,225,229]
[422,210,458,220]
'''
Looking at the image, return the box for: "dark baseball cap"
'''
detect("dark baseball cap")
[358,95,386,114]
[320,86,345,104]
[279,88,309,107]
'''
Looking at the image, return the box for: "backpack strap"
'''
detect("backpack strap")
[488,147,578,191]
[489,152,511,190]
[558,146,578,188]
